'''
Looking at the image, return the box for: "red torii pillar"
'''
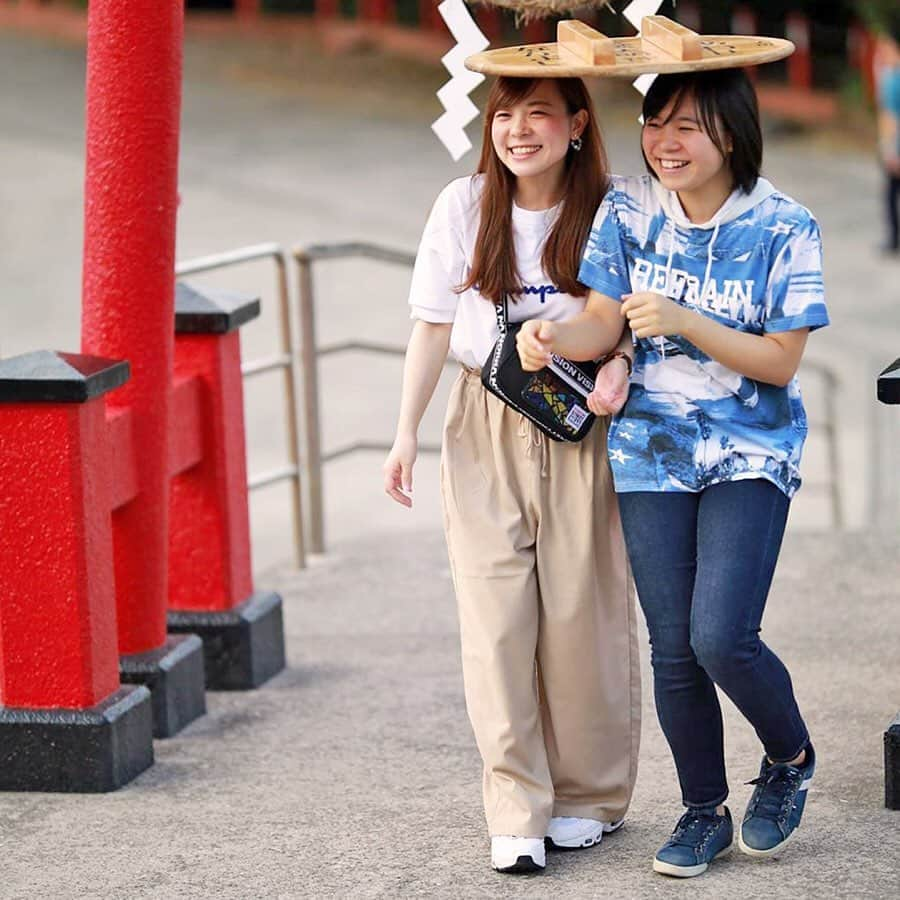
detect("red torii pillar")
[81,0,207,739]
[732,6,758,82]
[786,12,813,91]
[83,0,285,713]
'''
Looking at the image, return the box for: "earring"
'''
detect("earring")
[570,136,583,152]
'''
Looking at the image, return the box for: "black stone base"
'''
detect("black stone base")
[119,634,207,739]
[0,685,153,792]
[886,713,900,810]
[167,592,285,690]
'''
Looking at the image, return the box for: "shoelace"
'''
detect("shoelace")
[669,809,722,848]
[745,764,803,822]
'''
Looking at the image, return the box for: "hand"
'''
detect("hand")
[887,154,900,178]
[516,319,556,371]
[383,433,417,508]
[587,356,630,415]
[621,291,688,339]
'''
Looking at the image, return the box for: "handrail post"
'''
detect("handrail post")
[296,252,326,554]
[274,251,307,569]
[798,358,843,530]
[823,369,842,529]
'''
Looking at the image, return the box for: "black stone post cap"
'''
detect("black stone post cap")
[878,359,900,405]
[0,350,130,403]
[175,282,261,334]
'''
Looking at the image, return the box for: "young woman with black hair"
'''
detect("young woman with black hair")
[383,75,640,874]
[519,68,828,877]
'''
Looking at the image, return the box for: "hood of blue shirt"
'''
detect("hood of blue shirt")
[650,176,778,232]
[646,177,778,358]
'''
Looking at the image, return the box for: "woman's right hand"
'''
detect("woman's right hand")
[383,433,418,508]
[516,320,556,371]
[587,356,630,416]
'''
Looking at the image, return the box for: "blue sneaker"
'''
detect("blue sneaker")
[739,743,815,858]
[653,806,733,878]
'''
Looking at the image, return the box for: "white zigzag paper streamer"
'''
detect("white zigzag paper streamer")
[624,0,664,33]
[624,0,665,115]
[432,0,489,162]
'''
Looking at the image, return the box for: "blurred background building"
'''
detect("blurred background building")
[177,1,894,92]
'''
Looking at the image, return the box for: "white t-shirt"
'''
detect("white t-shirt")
[408,175,587,370]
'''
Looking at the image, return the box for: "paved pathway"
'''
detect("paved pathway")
[3,528,899,898]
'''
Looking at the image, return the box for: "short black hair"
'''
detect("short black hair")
[641,69,762,195]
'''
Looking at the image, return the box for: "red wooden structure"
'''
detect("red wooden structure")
[732,5,758,82]
[786,11,813,91]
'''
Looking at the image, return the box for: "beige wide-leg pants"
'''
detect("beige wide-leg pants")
[440,369,641,838]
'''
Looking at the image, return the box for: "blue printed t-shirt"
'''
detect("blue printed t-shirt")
[578,175,829,498]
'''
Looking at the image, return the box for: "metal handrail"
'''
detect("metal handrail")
[293,241,421,553]
[176,243,307,569]
[798,359,842,529]
[296,242,417,268]
[293,241,844,551]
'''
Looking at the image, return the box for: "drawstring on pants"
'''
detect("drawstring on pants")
[518,417,549,478]
[466,365,551,477]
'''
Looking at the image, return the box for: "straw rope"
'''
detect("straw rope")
[472,1,615,26]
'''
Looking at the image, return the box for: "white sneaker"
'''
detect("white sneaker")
[545,817,625,850]
[490,836,546,873]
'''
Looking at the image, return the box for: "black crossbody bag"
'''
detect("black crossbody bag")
[481,296,598,443]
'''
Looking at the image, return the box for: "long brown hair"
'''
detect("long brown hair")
[459,76,609,304]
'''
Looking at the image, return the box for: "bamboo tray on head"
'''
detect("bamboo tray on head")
[465,16,795,79]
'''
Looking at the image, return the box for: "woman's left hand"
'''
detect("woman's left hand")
[621,292,689,339]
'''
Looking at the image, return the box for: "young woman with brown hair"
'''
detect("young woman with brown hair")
[382,76,640,874]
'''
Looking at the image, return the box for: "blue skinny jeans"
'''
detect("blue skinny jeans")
[618,479,809,808]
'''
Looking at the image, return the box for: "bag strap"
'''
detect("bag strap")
[493,294,509,336]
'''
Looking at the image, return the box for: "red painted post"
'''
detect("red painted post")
[849,20,876,103]
[361,0,391,24]
[167,285,285,690]
[419,0,441,33]
[80,0,207,737]
[732,6,757,82]
[317,0,339,20]
[522,17,549,45]
[0,364,123,710]
[169,334,253,612]
[785,12,813,91]
[81,0,181,658]
[234,0,262,20]
[0,352,154,792]
[475,3,503,43]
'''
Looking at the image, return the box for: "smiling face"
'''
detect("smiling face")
[641,90,735,218]
[490,80,586,194]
